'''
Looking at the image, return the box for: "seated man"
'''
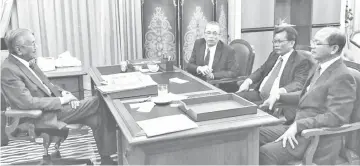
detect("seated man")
[259,27,356,165]
[236,26,311,121]
[1,29,116,165]
[186,21,239,86]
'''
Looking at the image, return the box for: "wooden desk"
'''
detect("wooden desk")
[89,66,282,165]
[44,66,86,99]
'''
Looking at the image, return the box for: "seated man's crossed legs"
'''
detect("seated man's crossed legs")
[56,96,117,164]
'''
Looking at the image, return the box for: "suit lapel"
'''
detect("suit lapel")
[299,59,343,104]
[8,55,51,96]
[211,41,223,70]
[279,51,296,85]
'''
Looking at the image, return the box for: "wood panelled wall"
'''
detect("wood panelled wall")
[241,0,341,72]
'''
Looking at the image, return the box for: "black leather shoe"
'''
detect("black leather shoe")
[1,138,9,146]
[50,151,61,159]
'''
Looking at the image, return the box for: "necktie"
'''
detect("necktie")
[308,65,322,90]
[204,48,210,66]
[260,57,283,99]
[29,60,61,97]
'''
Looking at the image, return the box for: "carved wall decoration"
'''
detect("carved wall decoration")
[218,5,228,43]
[144,7,176,60]
[183,7,209,62]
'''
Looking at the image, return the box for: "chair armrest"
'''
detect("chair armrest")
[4,109,42,118]
[301,122,360,138]
[208,76,248,85]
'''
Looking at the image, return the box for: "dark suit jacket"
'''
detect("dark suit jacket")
[186,38,238,79]
[279,59,357,164]
[1,55,66,129]
[249,50,311,92]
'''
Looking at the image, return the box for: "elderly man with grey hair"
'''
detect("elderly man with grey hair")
[1,28,117,165]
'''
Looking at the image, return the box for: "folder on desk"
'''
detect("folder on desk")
[97,72,158,99]
[137,114,198,137]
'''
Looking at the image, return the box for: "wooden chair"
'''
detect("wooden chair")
[1,93,93,165]
[276,61,360,165]
[208,39,255,92]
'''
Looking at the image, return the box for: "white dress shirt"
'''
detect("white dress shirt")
[259,49,294,95]
[204,43,218,70]
[306,56,341,91]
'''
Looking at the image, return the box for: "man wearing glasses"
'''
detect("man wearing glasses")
[186,21,238,83]
[1,29,117,164]
[236,26,312,122]
[258,27,356,165]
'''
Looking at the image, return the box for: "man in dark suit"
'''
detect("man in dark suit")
[1,29,116,165]
[259,27,357,165]
[186,21,238,82]
[236,26,312,121]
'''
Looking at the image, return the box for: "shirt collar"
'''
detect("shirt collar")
[11,54,30,67]
[278,49,293,62]
[318,56,341,74]
[206,42,218,52]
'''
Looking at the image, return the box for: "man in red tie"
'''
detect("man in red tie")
[186,21,239,82]
[1,29,116,165]
[236,26,312,122]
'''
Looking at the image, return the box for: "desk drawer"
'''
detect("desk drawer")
[50,77,79,93]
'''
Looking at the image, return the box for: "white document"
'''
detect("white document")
[137,114,198,137]
[166,93,188,101]
[130,102,155,113]
[98,72,157,93]
[169,77,189,84]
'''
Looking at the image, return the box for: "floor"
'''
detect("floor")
[0,90,117,165]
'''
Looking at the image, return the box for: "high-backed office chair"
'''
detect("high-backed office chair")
[208,39,255,92]
[1,93,93,165]
[275,61,360,165]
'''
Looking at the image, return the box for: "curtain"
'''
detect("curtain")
[10,0,142,89]
[0,0,14,38]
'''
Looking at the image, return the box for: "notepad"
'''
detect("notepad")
[137,114,198,137]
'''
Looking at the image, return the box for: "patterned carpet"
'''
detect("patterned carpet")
[0,90,117,165]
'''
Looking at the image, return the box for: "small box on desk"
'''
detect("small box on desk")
[179,93,257,121]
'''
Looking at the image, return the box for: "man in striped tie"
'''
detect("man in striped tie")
[236,26,312,122]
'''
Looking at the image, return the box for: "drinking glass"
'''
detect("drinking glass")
[157,84,168,97]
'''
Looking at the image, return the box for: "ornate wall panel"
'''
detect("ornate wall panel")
[216,0,228,44]
[181,0,215,67]
[142,0,177,60]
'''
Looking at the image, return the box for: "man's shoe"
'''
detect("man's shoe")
[50,151,61,159]
[1,138,9,146]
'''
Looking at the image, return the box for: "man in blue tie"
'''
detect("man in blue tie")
[186,21,239,82]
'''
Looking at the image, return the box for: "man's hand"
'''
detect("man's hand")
[197,66,212,76]
[60,91,78,105]
[236,79,252,93]
[206,73,215,80]
[275,122,298,149]
[69,100,80,109]
[260,93,279,110]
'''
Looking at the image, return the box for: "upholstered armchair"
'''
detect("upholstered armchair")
[208,39,255,92]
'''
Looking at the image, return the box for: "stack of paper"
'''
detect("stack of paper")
[98,72,157,93]
[137,114,198,137]
[169,77,189,84]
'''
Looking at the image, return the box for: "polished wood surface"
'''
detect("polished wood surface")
[89,65,282,165]
[45,66,86,99]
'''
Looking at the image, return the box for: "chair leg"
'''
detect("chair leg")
[52,138,62,158]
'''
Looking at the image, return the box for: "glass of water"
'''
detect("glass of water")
[157,84,168,97]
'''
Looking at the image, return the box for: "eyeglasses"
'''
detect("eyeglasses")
[21,41,38,48]
[310,39,330,46]
[204,31,220,36]
[272,40,288,44]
